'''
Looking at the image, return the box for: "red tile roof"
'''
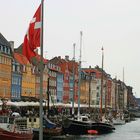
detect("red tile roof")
[14,53,29,65]
[14,53,48,65]
[35,54,48,63]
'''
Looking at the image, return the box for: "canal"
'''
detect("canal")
[49,118,140,140]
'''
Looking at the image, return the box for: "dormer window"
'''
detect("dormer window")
[8,48,10,54]
[6,47,9,54]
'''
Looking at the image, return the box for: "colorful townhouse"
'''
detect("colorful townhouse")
[82,66,114,110]
[20,54,36,99]
[67,59,79,103]
[106,75,112,108]
[111,78,117,110]
[56,71,63,103]
[49,56,79,104]
[49,56,69,103]
[127,86,137,108]
[80,71,89,104]
[11,52,22,101]
[47,60,62,104]
[0,33,12,99]
[82,66,102,107]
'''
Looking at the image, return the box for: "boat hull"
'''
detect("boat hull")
[0,129,33,140]
[33,127,62,140]
[62,118,115,135]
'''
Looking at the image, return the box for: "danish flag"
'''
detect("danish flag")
[23,4,41,61]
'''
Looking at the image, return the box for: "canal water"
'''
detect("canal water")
[49,118,140,140]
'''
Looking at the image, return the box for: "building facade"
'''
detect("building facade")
[0,33,12,99]
[11,53,22,101]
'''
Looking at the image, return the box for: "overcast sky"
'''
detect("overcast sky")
[0,0,140,97]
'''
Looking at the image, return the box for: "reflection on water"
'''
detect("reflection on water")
[48,118,140,140]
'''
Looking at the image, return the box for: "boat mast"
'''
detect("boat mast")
[123,67,124,110]
[100,47,104,119]
[88,66,91,115]
[115,76,117,111]
[39,0,44,140]
[47,77,50,118]
[77,31,83,119]
[105,79,107,117]
[72,43,76,116]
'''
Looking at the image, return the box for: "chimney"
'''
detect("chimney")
[9,41,14,52]
[89,65,92,69]
[65,55,69,61]
[58,56,61,59]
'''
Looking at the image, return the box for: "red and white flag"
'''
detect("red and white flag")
[23,4,41,61]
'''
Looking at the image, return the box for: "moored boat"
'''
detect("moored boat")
[62,115,115,135]
[0,128,33,140]
[33,116,62,140]
[112,111,126,125]
[112,118,125,125]
[0,116,33,140]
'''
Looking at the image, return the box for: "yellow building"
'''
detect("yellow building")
[14,53,36,98]
[0,33,12,99]
[80,72,89,104]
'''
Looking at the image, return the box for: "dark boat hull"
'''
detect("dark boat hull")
[62,118,115,135]
[33,127,62,140]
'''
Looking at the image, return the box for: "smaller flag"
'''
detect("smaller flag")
[23,4,41,61]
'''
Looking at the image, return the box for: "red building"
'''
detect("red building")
[49,56,78,103]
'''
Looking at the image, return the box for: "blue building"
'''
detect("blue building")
[56,72,63,103]
[11,53,22,101]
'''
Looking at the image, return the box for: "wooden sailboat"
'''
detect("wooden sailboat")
[62,34,115,135]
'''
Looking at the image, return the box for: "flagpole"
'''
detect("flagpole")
[39,0,44,140]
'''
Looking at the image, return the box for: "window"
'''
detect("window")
[7,48,10,54]
[29,118,31,122]
[12,65,15,72]
[6,47,9,54]
[23,65,26,72]
[97,86,99,90]
[17,66,20,72]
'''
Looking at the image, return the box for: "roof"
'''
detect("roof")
[14,43,23,54]
[14,53,29,65]
[82,68,97,74]
[0,32,11,47]
[35,54,48,63]
[15,44,48,66]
